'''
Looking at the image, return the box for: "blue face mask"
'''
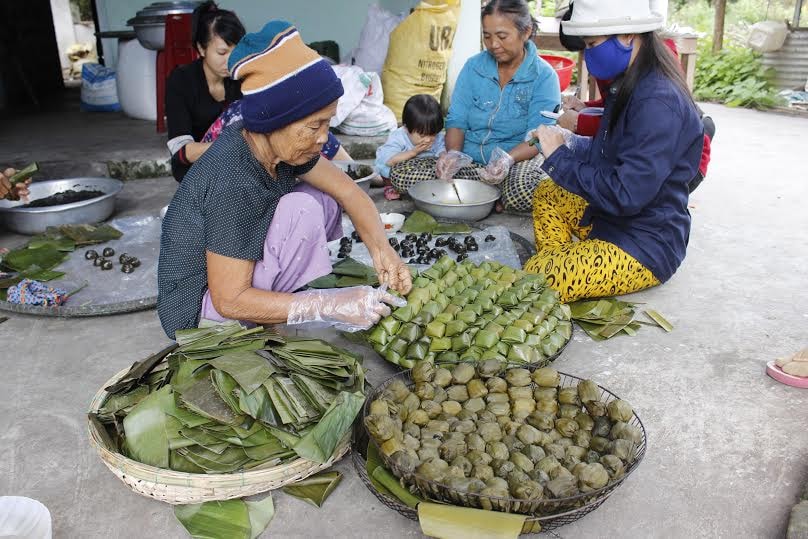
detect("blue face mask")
[584,36,633,81]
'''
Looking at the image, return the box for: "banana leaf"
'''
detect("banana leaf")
[645,309,673,332]
[177,375,242,425]
[181,340,265,361]
[291,374,339,414]
[305,274,339,289]
[307,257,378,288]
[2,245,67,272]
[293,391,364,463]
[122,386,174,468]
[401,210,438,234]
[276,376,320,422]
[170,451,207,473]
[418,502,526,539]
[236,385,282,426]
[45,223,123,245]
[210,370,243,416]
[88,413,119,452]
[174,495,275,539]
[210,351,275,394]
[263,378,297,425]
[282,471,342,508]
[106,344,178,394]
[27,236,76,252]
[98,386,149,417]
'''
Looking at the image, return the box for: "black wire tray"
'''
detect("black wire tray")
[352,418,613,534]
[355,365,647,531]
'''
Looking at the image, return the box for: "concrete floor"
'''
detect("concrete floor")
[1,102,807,538]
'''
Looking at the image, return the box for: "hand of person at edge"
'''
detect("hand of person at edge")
[0,168,31,200]
[533,125,566,159]
[371,243,413,295]
[557,109,579,132]
[562,94,586,112]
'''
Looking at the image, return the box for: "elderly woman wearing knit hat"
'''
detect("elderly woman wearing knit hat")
[157,21,411,339]
[523,0,703,303]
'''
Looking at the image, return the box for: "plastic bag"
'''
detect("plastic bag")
[287,285,406,332]
[478,147,514,185]
[382,0,461,122]
[348,4,406,74]
[331,67,397,137]
[80,63,121,112]
[435,150,473,182]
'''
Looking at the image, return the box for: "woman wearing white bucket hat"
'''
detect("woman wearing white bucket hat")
[523,0,704,303]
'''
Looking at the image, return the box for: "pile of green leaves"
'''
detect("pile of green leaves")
[91,322,366,473]
[694,40,784,109]
[569,299,672,341]
[0,223,122,298]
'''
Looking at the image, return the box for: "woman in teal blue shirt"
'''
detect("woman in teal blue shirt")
[389,0,560,212]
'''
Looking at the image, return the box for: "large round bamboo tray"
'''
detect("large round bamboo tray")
[88,366,350,505]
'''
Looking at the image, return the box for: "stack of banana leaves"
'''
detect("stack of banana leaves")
[90,322,366,473]
[365,256,572,369]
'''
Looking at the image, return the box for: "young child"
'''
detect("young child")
[375,94,446,199]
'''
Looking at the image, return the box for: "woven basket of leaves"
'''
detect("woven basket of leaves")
[88,324,365,505]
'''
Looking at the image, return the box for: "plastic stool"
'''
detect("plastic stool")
[156,13,197,132]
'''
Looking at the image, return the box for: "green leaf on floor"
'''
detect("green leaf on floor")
[282,470,342,507]
[644,309,673,332]
[174,496,275,539]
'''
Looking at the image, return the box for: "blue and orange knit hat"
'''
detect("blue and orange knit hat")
[228,20,344,133]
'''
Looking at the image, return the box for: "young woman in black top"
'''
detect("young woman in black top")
[165,1,245,182]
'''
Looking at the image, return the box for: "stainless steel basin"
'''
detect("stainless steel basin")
[0,177,123,235]
[408,179,500,221]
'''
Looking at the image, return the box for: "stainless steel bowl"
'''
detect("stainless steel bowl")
[128,21,166,50]
[127,1,202,50]
[0,178,123,235]
[408,179,500,221]
[332,161,378,194]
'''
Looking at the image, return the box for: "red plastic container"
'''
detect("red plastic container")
[540,54,575,91]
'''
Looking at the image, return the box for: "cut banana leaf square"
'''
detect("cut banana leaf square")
[451,333,472,352]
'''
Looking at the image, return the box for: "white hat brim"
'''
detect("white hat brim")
[562,16,664,36]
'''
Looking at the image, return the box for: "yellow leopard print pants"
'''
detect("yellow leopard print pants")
[523,179,660,303]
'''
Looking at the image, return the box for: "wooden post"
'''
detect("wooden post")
[713,0,727,53]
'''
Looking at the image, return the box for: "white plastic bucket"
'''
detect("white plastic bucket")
[116,38,157,121]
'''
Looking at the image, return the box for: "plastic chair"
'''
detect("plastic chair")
[156,13,198,132]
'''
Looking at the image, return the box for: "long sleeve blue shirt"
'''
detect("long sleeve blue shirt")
[446,40,560,164]
[541,70,704,283]
[374,127,446,178]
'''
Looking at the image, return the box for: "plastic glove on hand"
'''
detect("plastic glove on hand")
[287,285,406,332]
[435,150,473,182]
[478,148,514,185]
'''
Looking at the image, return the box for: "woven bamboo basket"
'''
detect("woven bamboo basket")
[88,366,351,505]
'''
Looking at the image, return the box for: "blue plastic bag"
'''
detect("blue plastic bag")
[80,63,121,112]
